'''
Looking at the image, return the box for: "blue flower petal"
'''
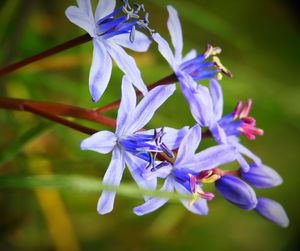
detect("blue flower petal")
[167,5,183,62]
[175,124,202,166]
[215,175,257,210]
[110,31,151,52]
[80,130,117,154]
[241,163,283,188]
[133,176,174,215]
[209,79,223,121]
[255,197,289,228]
[115,75,136,136]
[89,39,112,102]
[124,84,176,134]
[65,6,95,36]
[97,148,125,214]
[95,0,116,21]
[105,41,148,97]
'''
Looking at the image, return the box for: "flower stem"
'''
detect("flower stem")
[96,73,177,113]
[0,34,91,77]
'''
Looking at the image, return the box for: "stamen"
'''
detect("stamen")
[240,99,252,118]
[212,56,233,78]
[197,191,215,201]
[196,170,221,183]
[150,161,169,172]
[233,101,243,120]
[203,44,222,59]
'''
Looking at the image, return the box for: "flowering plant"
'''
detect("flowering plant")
[0,0,289,229]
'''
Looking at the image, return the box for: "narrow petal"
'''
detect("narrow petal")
[152,33,177,70]
[182,49,197,63]
[77,0,93,18]
[179,75,214,126]
[80,130,117,154]
[255,197,289,228]
[159,126,189,150]
[209,79,223,121]
[175,124,201,166]
[241,163,283,188]
[105,41,148,96]
[95,0,116,21]
[210,123,227,144]
[174,181,208,215]
[184,144,236,172]
[115,75,136,136]
[124,84,176,134]
[133,176,174,215]
[97,148,125,214]
[167,6,183,61]
[215,176,257,210]
[65,6,94,36]
[110,31,151,52]
[125,152,157,191]
[236,153,250,172]
[89,39,112,102]
[233,141,262,167]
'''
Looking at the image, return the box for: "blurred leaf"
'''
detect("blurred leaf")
[0,174,191,202]
[0,122,50,165]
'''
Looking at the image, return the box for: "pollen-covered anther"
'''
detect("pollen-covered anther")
[203,44,222,59]
[197,191,215,201]
[196,170,221,183]
[237,124,264,140]
[212,56,233,78]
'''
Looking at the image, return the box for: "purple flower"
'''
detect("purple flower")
[133,124,236,215]
[183,78,264,172]
[215,175,257,210]
[255,197,289,228]
[80,75,185,214]
[240,163,283,188]
[65,0,152,102]
[152,6,231,90]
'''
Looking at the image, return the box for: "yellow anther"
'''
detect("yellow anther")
[200,173,221,183]
[216,72,223,80]
[212,56,233,78]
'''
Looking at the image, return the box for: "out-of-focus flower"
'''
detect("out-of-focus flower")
[80,75,186,214]
[66,0,152,102]
[133,124,236,215]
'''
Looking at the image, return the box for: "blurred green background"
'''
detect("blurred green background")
[0,0,299,250]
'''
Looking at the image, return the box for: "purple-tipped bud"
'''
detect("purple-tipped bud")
[215,175,257,210]
[241,163,283,188]
[255,197,289,228]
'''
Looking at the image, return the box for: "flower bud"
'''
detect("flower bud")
[255,197,289,228]
[215,175,257,210]
[241,163,282,188]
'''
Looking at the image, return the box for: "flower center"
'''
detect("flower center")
[96,0,154,42]
[218,99,264,140]
[179,44,232,81]
[118,127,174,167]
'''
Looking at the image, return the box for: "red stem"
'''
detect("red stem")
[97,73,177,113]
[23,104,99,135]
[0,34,91,77]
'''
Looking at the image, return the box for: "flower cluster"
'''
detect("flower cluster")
[66,0,289,227]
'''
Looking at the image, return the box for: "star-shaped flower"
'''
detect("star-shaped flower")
[133,124,236,215]
[80,75,187,214]
[66,0,152,102]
